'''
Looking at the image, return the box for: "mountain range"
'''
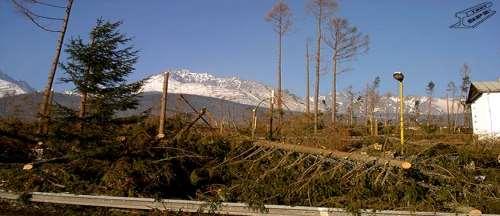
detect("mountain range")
[0,69,461,120]
[142,69,310,112]
[141,69,457,116]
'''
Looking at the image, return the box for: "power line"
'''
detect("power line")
[10,0,64,32]
[31,0,66,9]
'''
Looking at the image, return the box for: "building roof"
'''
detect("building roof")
[466,80,500,104]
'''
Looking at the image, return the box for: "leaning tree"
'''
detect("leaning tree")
[10,0,75,134]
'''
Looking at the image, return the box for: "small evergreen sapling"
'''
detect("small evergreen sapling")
[58,19,143,152]
[61,19,143,125]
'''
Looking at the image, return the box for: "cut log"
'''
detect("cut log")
[254,140,412,169]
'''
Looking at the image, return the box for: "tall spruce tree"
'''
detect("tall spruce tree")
[61,19,142,126]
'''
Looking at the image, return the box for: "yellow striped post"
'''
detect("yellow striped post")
[393,72,405,153]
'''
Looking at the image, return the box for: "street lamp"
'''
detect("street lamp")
[393,72,405,153]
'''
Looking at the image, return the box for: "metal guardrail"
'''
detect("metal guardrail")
[0,191,495,216]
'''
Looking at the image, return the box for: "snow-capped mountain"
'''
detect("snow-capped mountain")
[142,69,455,115]
[0,70,34,97]
[322,92,457,117]
[142,69,308,111]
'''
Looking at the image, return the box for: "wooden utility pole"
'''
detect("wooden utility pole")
[305,40,310,115]
[38,0,74,135]
[157,72,170,139]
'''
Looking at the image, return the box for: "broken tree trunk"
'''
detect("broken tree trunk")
[174,107,207,140]
[254,140,412,169]
[179,94,212,128]
[251,108,257,139]
[157,72,170,139]
[268,90,274,139]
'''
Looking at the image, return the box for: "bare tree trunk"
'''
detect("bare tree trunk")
[459,91,466,129]
[464,104,471,129]
[384,109,389,133]
[427,96,432,126]
[313,6,322,133]
[348,99,353,127]
[305,40,310,115]
[446,93,450,132]
[47,89,54,117]
[364,84,369,133]
[277,25,283,131]
[368,97,374,136]
[77,92,87,131]
[251,109,257,139]
[157,72,170,138]
[268,90,275,139]
[38,0,74,135]
[78,93,87,119]
[331,58,337,127]
[450,93,455,132]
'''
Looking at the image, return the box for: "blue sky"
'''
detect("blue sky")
[0,0,499,97]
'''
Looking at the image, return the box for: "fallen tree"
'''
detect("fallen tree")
[253,140,412,169]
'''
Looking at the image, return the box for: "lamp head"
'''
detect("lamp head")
[393,72,404,82]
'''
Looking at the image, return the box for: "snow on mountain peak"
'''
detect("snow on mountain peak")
[142,69,306,111]
[142,69,451,115]
[0,70,34,97]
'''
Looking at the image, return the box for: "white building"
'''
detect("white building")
[466,80,500,138]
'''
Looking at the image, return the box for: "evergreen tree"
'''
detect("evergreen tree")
[61,19,142,126]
